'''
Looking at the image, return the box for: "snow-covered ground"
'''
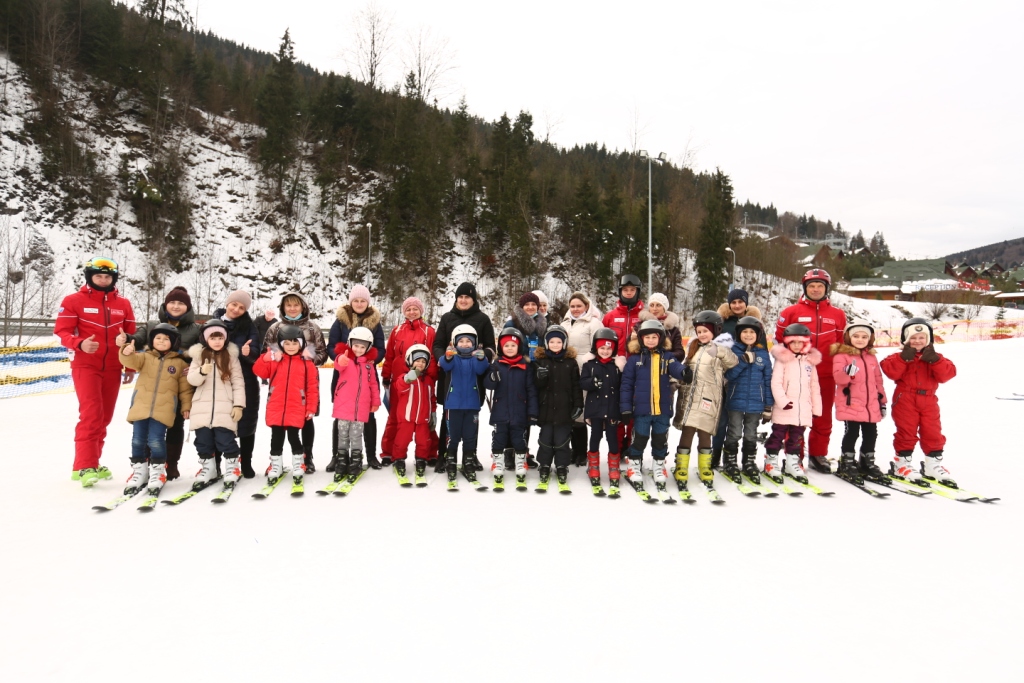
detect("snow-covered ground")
[1,338,1018,683]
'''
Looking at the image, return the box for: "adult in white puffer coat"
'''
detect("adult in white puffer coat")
[563,291,604,466]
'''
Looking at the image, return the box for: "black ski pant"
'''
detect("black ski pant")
[841,421,878,454]
[537,423,572,468]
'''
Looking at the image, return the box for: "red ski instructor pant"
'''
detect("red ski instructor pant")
[891,390,945,454]
[71,365,122,471]
[808,370,835,457]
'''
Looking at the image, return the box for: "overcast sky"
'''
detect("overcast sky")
[195,0,1023,259]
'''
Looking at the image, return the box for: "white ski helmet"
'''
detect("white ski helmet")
[348,327,375,348]
[450,324,478,346]
[405,343,431,366]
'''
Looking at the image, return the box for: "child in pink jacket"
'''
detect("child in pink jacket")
[831,320,888,485]
[331,327,381,479]
[765,323,822,484]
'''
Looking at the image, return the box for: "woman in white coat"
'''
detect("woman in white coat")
[563,291,603,466]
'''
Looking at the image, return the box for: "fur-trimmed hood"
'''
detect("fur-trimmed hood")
[187,342,239,360]
[770,345,822,366]
[335,304,382,330]
[717,302,762,321]
[830,343,875,356]
[626,336,674,355]
[637,309,680,330]
[509,306,548,336]
[534,346,577,361]
[279,291,311,320]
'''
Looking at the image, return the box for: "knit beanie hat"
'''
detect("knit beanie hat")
[402,296,424,315]
[225,290,252,312]
[164,286,193,312]
[532,290,549,306]
[727,288,749,305]
[568,291,591,309]
[648,292,670,311]
[349,284,372,304]
[518,292,541,308]
[455,282,478,301]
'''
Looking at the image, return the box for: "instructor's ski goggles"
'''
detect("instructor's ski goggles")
[84,257,119,274]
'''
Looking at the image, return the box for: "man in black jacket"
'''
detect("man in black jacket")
[432,282,496,471]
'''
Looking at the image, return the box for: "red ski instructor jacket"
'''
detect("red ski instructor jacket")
[54,285,136,372]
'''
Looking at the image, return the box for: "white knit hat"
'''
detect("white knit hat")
[532,290,549,306]
[648,292,670,310]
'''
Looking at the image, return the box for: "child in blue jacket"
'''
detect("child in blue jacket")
[579,327,623,494]
[620,319,691,498]
[723,316,773,484]
[437,324,490,488]
[483,328,538,491]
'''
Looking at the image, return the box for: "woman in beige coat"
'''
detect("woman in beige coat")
[186,320,246,491]
[563,291,603,466]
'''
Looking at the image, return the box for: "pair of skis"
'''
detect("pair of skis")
[316,469,369,496]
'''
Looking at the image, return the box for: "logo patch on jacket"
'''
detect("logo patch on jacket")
[84,307,99,313]
[798,316,812,322]
[167,366,177,374]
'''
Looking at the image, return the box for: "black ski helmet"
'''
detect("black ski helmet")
[782,322,812,338]
[83,256,119,291]
[148,322,181,351]
[498,327,527,355]
[278,324,307,351]
[544,324,568,345]
[734,316,765,346]
[636,319,667,347]
[900,317,934,345]
[591,326,619,354]
[693,310,724,336]
[618,274,642,307]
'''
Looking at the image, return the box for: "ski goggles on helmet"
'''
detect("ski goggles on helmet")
[85,257,119,273]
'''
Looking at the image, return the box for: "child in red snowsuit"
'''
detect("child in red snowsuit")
[390,344,436,482]
[252,324,320,487]
[879,318,957,486]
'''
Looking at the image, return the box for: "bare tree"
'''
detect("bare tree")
[348,2,394,90]
[402,26,456,104]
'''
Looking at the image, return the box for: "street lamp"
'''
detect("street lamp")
[366,222,372,287]
[638,150,667,296]
[725,247,736,289]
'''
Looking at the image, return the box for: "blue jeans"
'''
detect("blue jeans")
[132,419,168,462]
[629,414,671,460]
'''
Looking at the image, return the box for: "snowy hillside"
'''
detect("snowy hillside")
[0,337,1015,683]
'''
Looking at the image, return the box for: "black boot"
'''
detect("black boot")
[859,451,888,483]
[808,455,833,473]
[838,452,864,484]
[446,453,458,482]
[741,449,760,483]
[394,459,407,477]
[464,451,483,472]
[526,454,540,471]
[556,466,570,492]
[240,454,256,479]
[504,448,514,471]
[415,459,426,479]
[165,438,183,481]
[711,445,723,470]
[326,453,340,473]
[304,453,316,474]
[721,449,742,483]
[366,452,382,470]
[333,450,349,482]
[381,456,393,468]
[348,449,363,477]
[538,465,551,490]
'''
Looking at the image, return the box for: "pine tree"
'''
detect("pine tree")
[257,30,298,195]
[695,169,734,308]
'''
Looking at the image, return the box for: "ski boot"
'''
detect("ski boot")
[291,451,306,486]
[514,451,528,490]
[265,454,285,484]
[607,452,621,497]
[124,460,149,495]
[348,449,364,477]
[193,457,219,491]
[537,465,551,493]
[652,457,675,503]
[697,449,714,484]
[890,451,922,483]
[147,461,167,492]
[858,451,888,484]
[586,451,604,495]
[720,449,742,484]
[674,449,690,484]
[464,451,483,473]
[326,452,340,473]
[76,466,113,488]
[446,453,459,490]
[414,458,428,486]
[222,456,241,486]
[923,451,957,488]
[380,455,393,468]
[762,451,783,484]
[394,458,411,487]
[837,452,864,485]
[556,466,571,493]
[741,448,760,484]
[625,456,647,493]
[491,452,505,491]
[332,450,350,483]
[783,452,808,484]
[808,455,833,474]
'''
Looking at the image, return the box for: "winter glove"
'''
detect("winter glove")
[489,370,501,384]
[592,377,603,389]
[744,351,755,364]
[121,370,135,385]
[571,407,583,421]
[761,409,773,424]
[880,404,887,418]
[713,332,733,346]
[681,366,694,384]
[382,378,391,388]
[230,406,243,422]
[201,361,213,376]
[445,345,456,360]
[473,346,486,360]
[620,409,633,419]
[783,402,793,411]
[844,363,859,377]
[529,416,539,425]
[900,343,917,362]
[535,366,549,383]
[404,368,419,383]
[920,344,940,364]
[428,412,436,430]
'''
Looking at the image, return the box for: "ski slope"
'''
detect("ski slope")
[0,339,1019,683]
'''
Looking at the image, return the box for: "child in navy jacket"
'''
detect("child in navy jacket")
[722,316,773,485]
[579,328,623,494]
[437,324,489,488]
[483,328,538,490]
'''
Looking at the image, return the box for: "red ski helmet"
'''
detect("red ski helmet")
[801,268,832,298]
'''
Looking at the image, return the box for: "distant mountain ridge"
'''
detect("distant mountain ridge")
[947,237,1024,267]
